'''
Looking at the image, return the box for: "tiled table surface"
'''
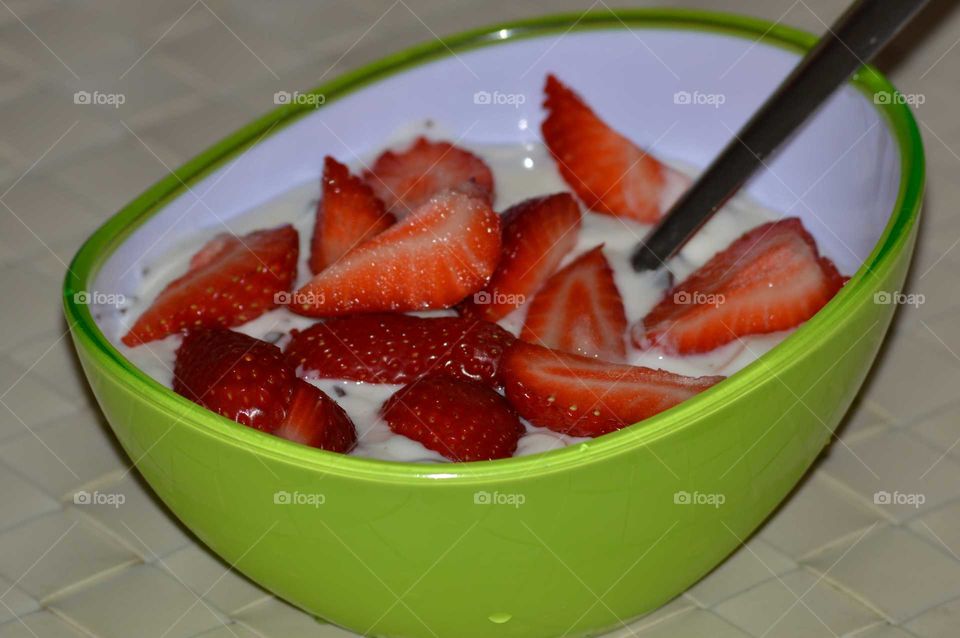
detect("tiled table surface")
[0,0,958,636]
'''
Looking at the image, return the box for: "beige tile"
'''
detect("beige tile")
[686,538,795,607]
[905,596,960,637]
[849,623,920,638]
[0,87,118,170]
[859,331,960,423]
[192,624,262,638]
[5,332,90,402]
[160,546,267,614]
[153,22,299,93]
[53,137,174,216]
[0,409,126,498]
[0,174,100,266]
[819,429,960,522]
[0,5,139,78]
[73,473,193,559]
[761,474,884,559]
[0,508,139,600]
[713,569,881,638]
[0,262,63,352]
[900,247,960,325]
[234,598,356,637]
[908,500,960,562]
[619,609,749,638]
[136,98,256,167]
[88,0,212,40]
[203,0,369,60]
[0,357,76,437]
[50,564,227,638]
[0,58,32,105]
[804,526,960,622]
[62,59,197,128]
[836,397,894,443]
[909,402,960,456]
[0,576,38,625]
[618,596,694,634]
[0,463,59,533]
[0,611,87,638]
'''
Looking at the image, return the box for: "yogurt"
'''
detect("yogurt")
[110,137,792,463]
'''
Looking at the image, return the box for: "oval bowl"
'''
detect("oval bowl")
[63,9,923,638]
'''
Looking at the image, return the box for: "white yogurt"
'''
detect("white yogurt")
[111,136,793,463]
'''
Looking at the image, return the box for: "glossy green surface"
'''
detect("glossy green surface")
[64,9,923,638]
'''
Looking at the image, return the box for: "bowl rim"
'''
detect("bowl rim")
[63,8,924,483]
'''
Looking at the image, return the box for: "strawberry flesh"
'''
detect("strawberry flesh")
[542,74,682,223]
[633,218,847,354]
[274,379,357,452]
[381,374,524,461]
[310,156,393,274]
[173,328,296,431]
[290,190,501,316]
[363,137,494,217]
[123,225,299,347]
[502,340,723,437]
[521,245,628,361]
[285,314,515,386]
[459,192,582,321]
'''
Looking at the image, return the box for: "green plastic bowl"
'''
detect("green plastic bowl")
[64,9,923,638]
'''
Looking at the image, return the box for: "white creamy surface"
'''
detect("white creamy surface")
[111,134,791,463]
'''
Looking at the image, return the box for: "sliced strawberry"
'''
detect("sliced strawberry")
[542,74,683,223]
[521,245,628,361]
[381,374,524,461]
[173,328,296,432]
[285,314,515,386]
[274,379,357,452]
[363,137,494,217]
[459,192,582,321]
[122,225,299,347]
[310,156,394,274]
[501,340,723,437]
[291,190,501,316]
[633,218,847,354]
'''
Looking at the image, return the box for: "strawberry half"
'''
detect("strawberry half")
[380,374,524,461]
[501,340,724,437]
[521,245,628,361]
[459,192,582,322]
[291,190,501,316]
[310,156,394,274]
[633,218,847,354]
[173,328,296,431]
[285,314,515,386]
[122,225,299,347]
[363,137,495,217]
[274,379,357,453]
[542,74,682,223]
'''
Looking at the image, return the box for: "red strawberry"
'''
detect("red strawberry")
[310,156,394,274]
[285,314,515,386]
[173,328,296,432]
[501,340,723,437]
[521,245,628,361]
[363,137,494,217]
[633,218,847,354]
[381,374,524,461]
[542,74,681,223]
[122,225,299,347]
[459,192,582,321]
[274,379,357,453]
[290,190,501,316]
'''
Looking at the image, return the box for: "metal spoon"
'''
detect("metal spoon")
[630,0,930,272]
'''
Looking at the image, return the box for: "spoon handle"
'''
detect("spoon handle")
[630,0,930,272]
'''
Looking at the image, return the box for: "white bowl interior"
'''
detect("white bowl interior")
[92,27,901,339]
